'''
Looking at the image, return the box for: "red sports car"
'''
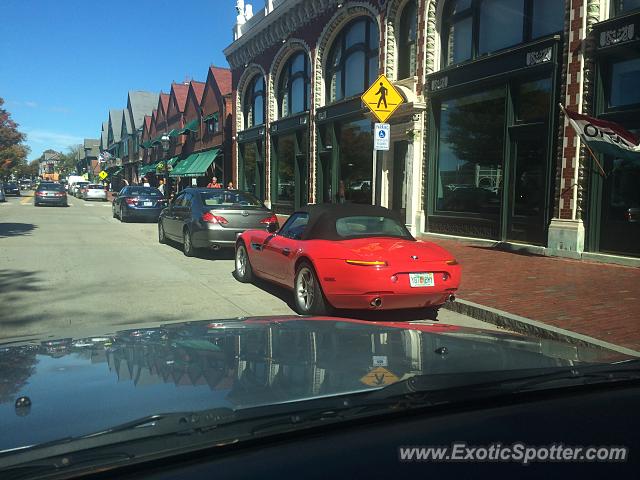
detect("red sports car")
[234,204,461,316]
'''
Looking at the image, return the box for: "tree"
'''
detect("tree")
[0,97,29,178]
[56,144,83,176]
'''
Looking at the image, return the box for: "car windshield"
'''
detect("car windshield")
[127,187,162,196]
[1,1,638,475]
[335,216,411,239]
[37,184,65,191]
[200,190,262,208]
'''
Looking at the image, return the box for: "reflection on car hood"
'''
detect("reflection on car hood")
[0,316,626,452]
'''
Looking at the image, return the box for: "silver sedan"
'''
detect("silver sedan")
[82,184,108,201]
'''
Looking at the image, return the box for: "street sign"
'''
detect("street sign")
[98,170,108,180]
[374,123,390,151]
[360,367,399,387]
[361,74,405,123]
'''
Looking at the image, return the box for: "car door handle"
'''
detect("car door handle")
[281,248,291,256]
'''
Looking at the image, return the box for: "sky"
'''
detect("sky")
[0,0,239,161]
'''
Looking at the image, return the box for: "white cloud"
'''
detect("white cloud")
[24,101,38,108]
[24,129,84,152]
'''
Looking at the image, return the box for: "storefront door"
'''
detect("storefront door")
[391,140,408,218]
[506,127,548,245]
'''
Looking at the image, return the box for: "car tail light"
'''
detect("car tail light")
[125,198,138,205]
[260,214,278,224]
[446,259,459,265]
[345,260,387,267]
[54,192,65,197]
[202,212,228,224]
[35,191,44,196]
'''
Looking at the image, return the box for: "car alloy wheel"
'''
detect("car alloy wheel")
[234,242,253,283]
[294,262,329,316]
[120,207,127,222]
[183,229,194,257]
[158,221,166,244]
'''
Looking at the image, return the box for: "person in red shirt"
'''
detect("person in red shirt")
[206,176,222,188]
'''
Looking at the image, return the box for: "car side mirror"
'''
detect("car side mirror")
[267,222,279,234]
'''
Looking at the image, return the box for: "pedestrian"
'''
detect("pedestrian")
[142,176,150,187]
[227,181,235,190]
[122,178,129,186]
[207,176,222,188]
[158,178,165,195]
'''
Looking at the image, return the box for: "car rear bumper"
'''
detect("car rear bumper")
[325,291,454,310]
[192,226,246,249]
[123,206,163,219]
[35,197,67,206]
[85,193,107,200]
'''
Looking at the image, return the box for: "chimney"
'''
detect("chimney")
[265,0,274,14]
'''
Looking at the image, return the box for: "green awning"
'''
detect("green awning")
[167,156,179,167]
[187,149,219,177]
[140,140,153,149]
[112,167,124,176]
[178,118,199,135]
[167,128,180,138]
[139,162,159,176]
[169,153,200,177]
[203,112,218,122]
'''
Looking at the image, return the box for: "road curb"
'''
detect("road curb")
[443,298,640,357]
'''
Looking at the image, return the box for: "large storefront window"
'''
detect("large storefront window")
[436,89,505,215]
[608,58,640,107]
[442,0,564,67]
[244,76,265,129]
[398,0,417,79]
[275,135,295,204]
[338,118,373,204]
[278,52,310,118]
[326,17,379,103]
[240,141,264,200]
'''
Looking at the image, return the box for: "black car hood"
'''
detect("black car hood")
[0,316,626,453]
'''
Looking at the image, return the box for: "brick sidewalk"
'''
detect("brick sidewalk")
[421,235,640,351]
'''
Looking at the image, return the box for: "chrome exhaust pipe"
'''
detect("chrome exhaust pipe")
[370,297,382,308]
[447,294,456,303]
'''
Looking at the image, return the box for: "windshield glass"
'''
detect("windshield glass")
[126,187,162,196]
[200,190,262,208]
[335,216,411,239]
[37,183,65,191]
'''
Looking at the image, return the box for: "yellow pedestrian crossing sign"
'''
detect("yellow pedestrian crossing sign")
[98,170,108,180]
[360,367,400,387]
[361,74,405,123]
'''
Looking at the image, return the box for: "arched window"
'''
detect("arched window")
[442,0,564,68]
[326,17,379,103]
[278,51,310,118]
[398,0,418,79]
[243,75,265,129]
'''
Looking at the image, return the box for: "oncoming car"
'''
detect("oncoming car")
[235,204,460,316]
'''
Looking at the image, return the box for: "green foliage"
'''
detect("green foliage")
[0,97,29,178]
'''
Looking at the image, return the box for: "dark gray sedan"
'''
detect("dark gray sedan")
[34,182,68,207]
[158,188,278,256]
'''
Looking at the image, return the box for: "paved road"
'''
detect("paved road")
[0,191,499,340]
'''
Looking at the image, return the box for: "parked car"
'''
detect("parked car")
[158,188,278,257]
[19,179,32,190]
[235,204,461,316]
[3,182,20,196]
[112,186,166,223]
[81,183,107,201]
[34,182,68,207]
[71,181,89,197]
[0,183,5,202]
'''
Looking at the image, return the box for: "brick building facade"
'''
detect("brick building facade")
[223,0,639,261]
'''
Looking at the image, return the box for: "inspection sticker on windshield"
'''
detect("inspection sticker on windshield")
[361,367,399,387]
[372,355,388,367]
[409,272,434,287]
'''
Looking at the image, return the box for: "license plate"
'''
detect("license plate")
[409,273,435,287]
[143,202,153,206]
[46,193,54,196]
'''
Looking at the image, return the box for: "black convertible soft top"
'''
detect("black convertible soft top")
[293,204,414,241]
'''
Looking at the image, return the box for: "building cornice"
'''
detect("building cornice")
[223,0,338,69]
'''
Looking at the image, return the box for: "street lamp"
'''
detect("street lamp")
[160,134,171,200]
